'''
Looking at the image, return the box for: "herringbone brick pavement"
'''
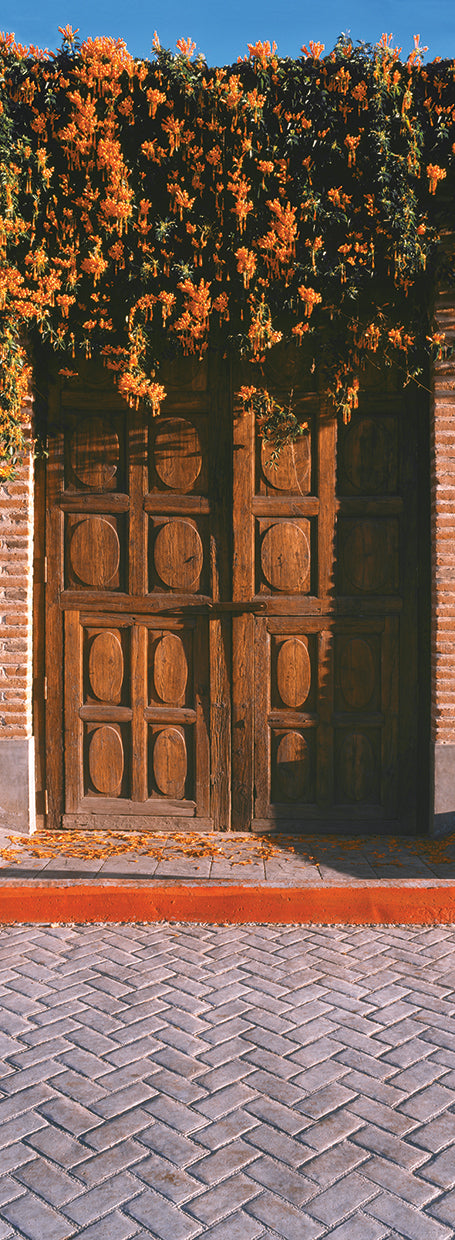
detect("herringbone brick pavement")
[0,925,454,1238]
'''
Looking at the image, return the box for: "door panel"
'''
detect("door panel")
[232,358,422,834]
[46,359,221,830]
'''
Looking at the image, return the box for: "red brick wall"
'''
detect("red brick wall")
[0,394,34,740]
[431,289,455,747]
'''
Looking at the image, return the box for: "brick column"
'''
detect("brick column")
[431,279,455,834]
[0,390,35,834]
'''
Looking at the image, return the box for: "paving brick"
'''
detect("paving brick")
[152,1046,208,1079]
[306,1169,379,1224]
[75,1139,146,1187]
[299,1109,364,1153]
[145,1093,209,1132]
[398,1083,455,1121]
[63,1172,138,1226]
[320,1212,391,1239]
[11,1031,75,1058]
[302,1139,369,1186]
[199,1036,255,1069]
[428,1188,455,1226]
[339,1069,406,1108]
[99,1061,159,1092]
[242,1045,301,1080]
[348,1094,417,1136]
[125,1189,201,1239]
[0,1191,76,1240]
[381,1039,434,1069]
[201,1214,263,1240]
[245,1189,324,1239]
[366,1191,453,1239]
[82,1107,154,1151]
[71,1214,137,1240]
[292,1059,349,1093]
[36,1096,102,1137]
[65,1028,120,1058]
[335,1048,398,1080]
[91,1080,157,1119]
[15,1157,80,1207]
[296,1082,357,1120]
[50,1070,108,1109]
[351,1123,430,1170]
[133,1151,203,1203]
[409,1112,455,1153]
[194,1082,257,1121]
[390,1062,449,1094]
[190,1140,259,1184]
[104,1035,165,1067]
[25,1126,88,1168]
[138,1120,203,1165]
[287,1035,345,1068]
[244,1094,307,1136]
[185,1173,259,1224]
[242,1069,304,1107]
[0,1113,46,1149]
[245,1122,310,1167]
[0,1084,54,1124]
[361,1154,441,1206]
[144,1067,206,1106]
[245,1154,317,1205]
[202,1018,252,1045]
[1,1060,66,1094]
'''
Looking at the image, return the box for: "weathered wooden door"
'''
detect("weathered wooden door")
[45,352,427,832]
[46,356,231,830]
[231,351,426,833]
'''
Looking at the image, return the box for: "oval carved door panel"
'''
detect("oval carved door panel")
[343,418,388,494]
[339,732,376,802]
[154,520,203,591]
[276,638,311,708]
[88,631,124,703]
[153,727,187,798]
[261,436,310,494]
[154,633,188,705]
[261,522,310,593]
[70,517,120,588]
[88,725,124,795]
[276,731,309,800]
[339,638,375,710]
[153,418,202,492]
[341,520,398,594]
[70,416,119,490]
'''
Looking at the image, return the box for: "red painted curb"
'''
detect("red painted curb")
[0,885,454,923]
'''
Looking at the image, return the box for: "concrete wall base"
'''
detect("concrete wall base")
[431,741,455,836]
[0,738,36,835]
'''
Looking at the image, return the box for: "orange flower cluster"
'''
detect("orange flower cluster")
[0,27,453,472]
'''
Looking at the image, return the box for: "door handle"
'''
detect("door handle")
[208,600,267,614]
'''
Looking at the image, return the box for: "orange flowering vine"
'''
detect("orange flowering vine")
[0,27,453,472]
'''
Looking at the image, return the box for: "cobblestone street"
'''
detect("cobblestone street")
[0,924,455,1238]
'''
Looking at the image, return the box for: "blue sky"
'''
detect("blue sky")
[4,0,455,66]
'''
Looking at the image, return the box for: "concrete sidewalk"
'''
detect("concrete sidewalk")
[0,830,455,923]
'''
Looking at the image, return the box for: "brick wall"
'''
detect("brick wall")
[432,291,455,741]
[0,391,35,832]
[431,278,455,830]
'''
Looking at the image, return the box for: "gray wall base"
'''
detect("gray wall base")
[0,738,36,835]
[431,741,455,836]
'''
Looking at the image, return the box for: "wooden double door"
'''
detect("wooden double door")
[44,353,428,832]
